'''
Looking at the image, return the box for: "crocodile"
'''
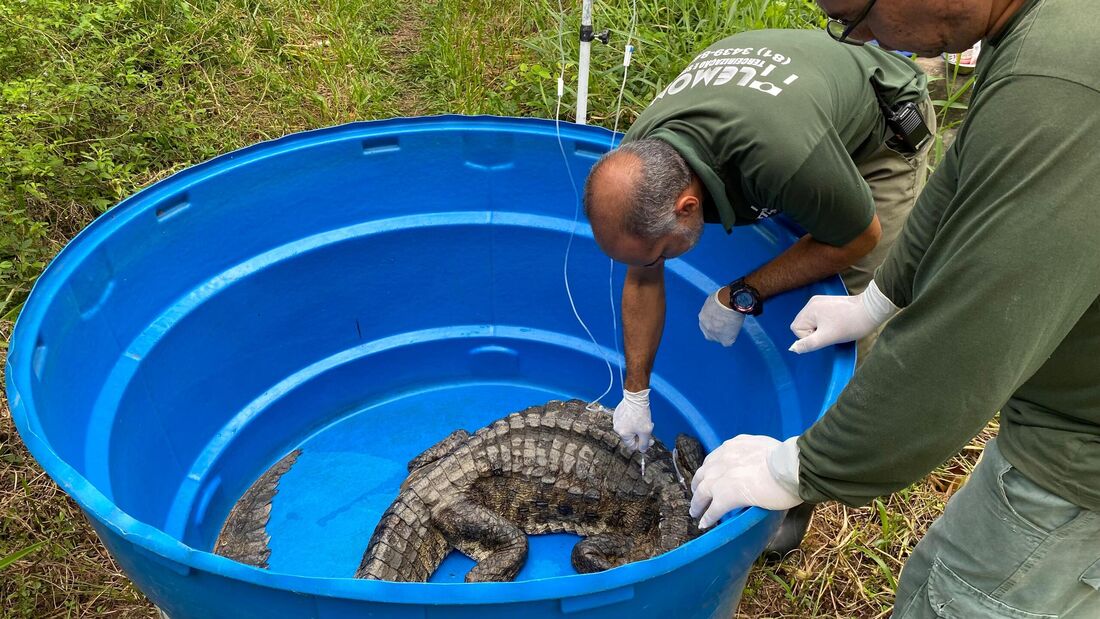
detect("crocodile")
[357,399,704,582]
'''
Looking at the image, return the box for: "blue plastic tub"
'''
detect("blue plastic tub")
[6,116,854,618]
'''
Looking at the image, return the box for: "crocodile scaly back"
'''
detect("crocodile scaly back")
[357,399,701,582]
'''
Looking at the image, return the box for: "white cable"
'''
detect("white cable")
[554,0,615,408]
[610,0,638,141]
[606,0,639,392]
[607,258,623,391]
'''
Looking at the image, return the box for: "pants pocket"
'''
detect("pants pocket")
[1082,558,1100,592]
[927,558,1058,619]
[998,465,1083,535]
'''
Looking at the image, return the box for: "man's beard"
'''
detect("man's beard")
[680,216,704,250]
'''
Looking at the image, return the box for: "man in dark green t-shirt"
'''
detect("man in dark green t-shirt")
[583,28,933,556]
[686,1,1100,617]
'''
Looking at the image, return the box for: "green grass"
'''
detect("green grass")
[1,1,976,616]
[411,0,822,121]
[928,65,976,166]
[0,0,404,319]
[513,0,823,125]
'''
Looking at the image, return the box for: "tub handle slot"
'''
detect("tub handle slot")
[31,340,48,381]
[155,194,191,221]
[573,141,612,160]
[559,585,635,613]
[362,136,400,155]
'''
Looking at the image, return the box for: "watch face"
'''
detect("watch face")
[733,289,756,311]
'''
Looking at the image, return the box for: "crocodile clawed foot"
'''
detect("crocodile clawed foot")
[571,533,636,573]
[464,537,527,582]
[436,502,529,582]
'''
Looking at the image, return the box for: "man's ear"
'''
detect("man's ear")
[673,186,701,219]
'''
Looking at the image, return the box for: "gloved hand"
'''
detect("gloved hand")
[698,289,745,347]
[689,435,802,529]
[788,280,900,354]
[613,389,654,453]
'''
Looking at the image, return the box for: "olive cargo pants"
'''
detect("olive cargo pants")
[893,439,1100,619]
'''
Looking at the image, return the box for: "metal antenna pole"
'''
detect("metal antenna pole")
[576,0,594,124]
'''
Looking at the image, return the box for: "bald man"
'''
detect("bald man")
[584,28,933,557]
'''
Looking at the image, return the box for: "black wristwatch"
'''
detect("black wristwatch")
[727,278,763,316]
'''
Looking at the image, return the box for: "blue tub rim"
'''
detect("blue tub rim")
[5,114,854,604]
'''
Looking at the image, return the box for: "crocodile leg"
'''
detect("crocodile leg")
[435,502,528,582]
[674,433,705,489]
[571,532,636,573]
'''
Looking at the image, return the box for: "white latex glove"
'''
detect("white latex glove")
[689,435,802,529]
[613,389,654,453]
[698,289,746,347]
[788,280,900,354]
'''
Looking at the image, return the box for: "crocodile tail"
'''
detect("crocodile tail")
[656,489,701,551]
[356,497,448,582]
[214,449,301,568]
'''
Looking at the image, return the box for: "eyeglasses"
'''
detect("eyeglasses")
[825,0,879,46]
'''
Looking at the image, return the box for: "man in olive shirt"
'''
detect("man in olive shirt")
[584,28,933,554]
[688,0,1100,617]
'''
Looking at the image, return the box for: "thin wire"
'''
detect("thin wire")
[610,0,638,141]
[606,0,639,393]
[554,0,615,408]
[608,253,622,392]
